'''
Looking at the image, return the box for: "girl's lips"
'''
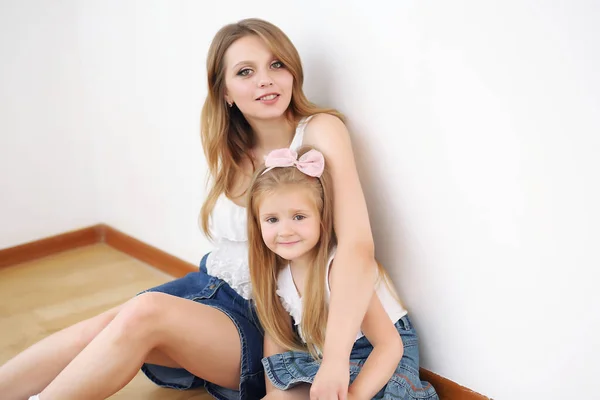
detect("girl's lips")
[278,240,299,246]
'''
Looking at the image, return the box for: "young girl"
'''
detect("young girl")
[247,147,439,400]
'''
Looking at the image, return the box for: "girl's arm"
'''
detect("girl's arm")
[264,315,314,400]
[263,304,294,394]
[263,330,288,394]
[348,294,403,400]
[304,114,378,398]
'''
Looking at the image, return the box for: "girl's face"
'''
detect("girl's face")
[223,35,294,122]
[258,185,321,264]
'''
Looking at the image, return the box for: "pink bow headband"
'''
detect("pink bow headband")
[262,148,325,177]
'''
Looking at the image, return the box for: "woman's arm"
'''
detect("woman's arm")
[304,113,378,398]
[348,294,403,400]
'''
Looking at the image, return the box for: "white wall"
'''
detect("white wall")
[2,1,599,398]
[0,0,100,248]
[74,1,210,263]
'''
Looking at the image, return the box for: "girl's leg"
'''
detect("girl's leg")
[39,292,243,400]
[0,305,123,399]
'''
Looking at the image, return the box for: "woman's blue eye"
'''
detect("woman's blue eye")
[271,61,283,69]
[237,68,252,76]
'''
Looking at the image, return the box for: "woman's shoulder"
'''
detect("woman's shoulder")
[302,113,351,150]
[304,112,346,131]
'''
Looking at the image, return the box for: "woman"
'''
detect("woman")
[0,18,378,400]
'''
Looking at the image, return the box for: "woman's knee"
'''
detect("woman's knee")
[111,292,171,341]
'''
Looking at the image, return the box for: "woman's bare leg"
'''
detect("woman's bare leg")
[0,305,123,399]
[39,292,243,400]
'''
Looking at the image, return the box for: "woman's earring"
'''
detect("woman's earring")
[227,101,233,108]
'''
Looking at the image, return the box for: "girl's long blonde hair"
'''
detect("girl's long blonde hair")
[247,147,336,359]
[199,18,343,237]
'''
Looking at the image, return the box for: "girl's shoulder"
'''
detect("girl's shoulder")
[325,247,337,292]
[327,247,337,266]
[275,265,303,323]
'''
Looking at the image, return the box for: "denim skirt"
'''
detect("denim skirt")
[139,253,266,400]
[262,315,439,400]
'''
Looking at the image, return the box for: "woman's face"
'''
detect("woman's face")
[223,35,294,122]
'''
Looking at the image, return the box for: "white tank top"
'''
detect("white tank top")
[276,247,408,342]
[205,116,314,299]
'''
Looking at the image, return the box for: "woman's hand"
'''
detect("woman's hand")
[346,391,361,400]
[310,358,350,400]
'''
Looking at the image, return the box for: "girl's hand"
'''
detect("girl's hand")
[310,359,349,400]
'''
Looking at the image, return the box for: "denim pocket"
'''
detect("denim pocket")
[397,316,419,348]
[191,276,226,301]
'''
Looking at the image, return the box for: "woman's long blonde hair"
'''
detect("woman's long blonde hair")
[199,18,343,237]
[247,147,336,359]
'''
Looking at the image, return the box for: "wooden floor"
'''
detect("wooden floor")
[0,244,212,399]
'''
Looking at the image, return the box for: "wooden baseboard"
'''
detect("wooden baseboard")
[0,224,197,277]
[100,224,197,277]
[420,369,490,400]
[0,225,103,269]
[0,224,489,400]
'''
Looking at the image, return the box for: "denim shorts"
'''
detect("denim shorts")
[139,253,266,400]
[262,315,439,400]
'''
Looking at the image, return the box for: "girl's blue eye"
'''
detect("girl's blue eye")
[271,61,284,69]
[293,215,305,221]
[266,217,278,224]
